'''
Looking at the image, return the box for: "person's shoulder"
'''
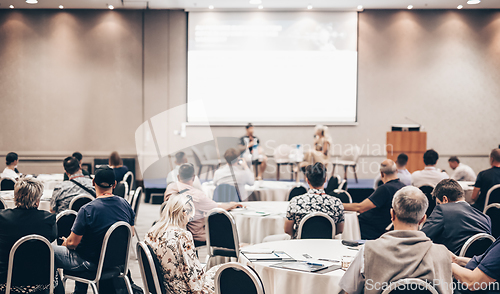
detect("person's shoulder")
[39,210,56,222]
[411,169,422,176]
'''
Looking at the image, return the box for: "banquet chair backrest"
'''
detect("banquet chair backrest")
[1,178,15,191]
[484,184,500,213]
[131,187,143,222]
[273,144,292,163]
[340,145,361,163]
[339,179,347,191]
[215,262,265,294]
[484,203,500,238]
[380,278,439,294]
[6,234,54,294]
[288,186,307,201]
[137,242,167,294]
[56,210,78,245]
[328,189,353,203]
[459,233,496,258]
[0,196,7,209]
[297,212,336,239]
[94,222,132,281]
[213,184,241,202]
[206,208,240,258]
[113,181,128,198]
[325,175,341,194]
[418,186,435,216]
[123,171,134,193]
[68,195,94,212]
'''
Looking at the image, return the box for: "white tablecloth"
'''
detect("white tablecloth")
[202,181,302,202]
[0,190,53,211]
[231,201,361,244]
[239,239,358,294]
[458,181,475,204]
[36,174,64,190]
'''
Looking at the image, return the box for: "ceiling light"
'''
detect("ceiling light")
[407,4,413,9]
[108,4,114,9]
[9,4,14,8]
[59,5,63,9]
[467,0,480,4]
[357,5,363,10]
[258,5,263,9]
[208,5,214,9]
[26,0,38,4]
[249,0,262,4]
[457,5,463,9]
[307,4,313,9]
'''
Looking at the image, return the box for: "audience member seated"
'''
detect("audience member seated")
[0,177,62,293]
[1,152,20,180]
[50,157,95,214]
[164,163,241,247]
[52,167,135,294]
[411,149,449,188]
[344,160,406,240]
[472,148,500,212]
[301,125,332,168]
[166,151,202,190]
[213,148,254,200]
[109,151,129,182]
[373,153,412,188]
[285,162,344,239]
[421,179,491,255]
[240,123,268,180]
[340,186,453,294]
[452,239,499,293]
[145,194,219,294]
[448,156,476,182]
[63,152,90,181]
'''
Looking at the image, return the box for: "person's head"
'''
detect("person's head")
[109,151,122,167]
[305,162,327,189]
[380,159,397,183]
[423,149,439,166]
[174,151,187,165]
[178,163,195,185]
[149,194,195,238]
[432,179,465,204]
[391,186,428,228]
[246,123,254,136]
[224,148,240,165]
[314,125,327,137]
[14,176,44,209]
[63,156,81,176]
[490,148,500,166]
[72,152,83,163]
[448,156,460,170]
[93,166,116,194]
[6,152,18,167]
[396,153,408,169]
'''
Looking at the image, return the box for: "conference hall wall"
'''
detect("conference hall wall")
[0,9,498,179]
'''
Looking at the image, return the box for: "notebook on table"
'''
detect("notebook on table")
[271,261,330,273]
[241,250,295,262]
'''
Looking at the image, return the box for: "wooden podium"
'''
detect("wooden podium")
[386,131,427,173]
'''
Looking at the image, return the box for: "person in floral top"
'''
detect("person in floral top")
[285,162,345,239]
[145,193,218,294]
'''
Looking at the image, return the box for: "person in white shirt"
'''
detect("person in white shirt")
[213,148,255,201]
[166,151,202,190]
[411,149,449,188]
[373,153,412,188]
[448,156,476,182]
[1,152,20,180]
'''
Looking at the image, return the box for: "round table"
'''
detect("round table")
[203,181,302,202]
[36,174,64,190]
[458,181,475,204]
[0,190,53,211]
[230,201,361,244]
[239,239,358,294]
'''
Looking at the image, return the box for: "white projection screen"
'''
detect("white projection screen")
[187,12,358,125]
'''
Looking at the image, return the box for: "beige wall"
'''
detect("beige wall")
[0,10,499,178]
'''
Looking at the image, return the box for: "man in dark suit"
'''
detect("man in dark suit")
[422,179,492,255]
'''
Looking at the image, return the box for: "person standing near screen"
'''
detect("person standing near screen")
[240,123,267,180]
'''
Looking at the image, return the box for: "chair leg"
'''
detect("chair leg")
[123,275,134,294]
[352,165,358,183]
[343,165,348,180]
[276,163,280,181]
[89,282,98,294]
[198,165,203,177]
[134,227,140,243]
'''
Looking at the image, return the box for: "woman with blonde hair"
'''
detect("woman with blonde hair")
[301,125,332,167]
[145,194,217,294]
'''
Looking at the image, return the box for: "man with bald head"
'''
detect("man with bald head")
[344,159,406,239]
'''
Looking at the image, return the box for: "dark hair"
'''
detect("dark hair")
[432,179,464,202]
[72,152,83,162]
[490,149,500,163]
[423,149,439,166]
[178,163,195,182]
[245,123,253,130]
[63,156,81,175]
[224,148,240,164]
[305,162,327,188]
[175,152,186,164]
[6,152,18,165]
[109,151,122,166]
[448,156,460,164]
[396,153,408,166]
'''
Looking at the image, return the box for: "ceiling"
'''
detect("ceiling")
[1,0,500,11]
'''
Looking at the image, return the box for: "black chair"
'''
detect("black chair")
[6,235,55,294]
[327,189,353,203]
[63,221,133,294]
[130,187,143,242]
[123,171,134,197]
[325,175,341,194]
[287,186,307,201]
[136,242,167,294]
[56,210,78,245]
[1,178,15,191]
[206,208,240,266]
[483,184,500,213]
[418,186,435,217]
[69,195,95,212]
[213,184,241,202]
[380,278,439,294]
[297,212,336,239]
[485,203,500,238]
[215,262,265,294]
[459,233,496,258]
[114,181,129,198]
[0,196,7,209]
